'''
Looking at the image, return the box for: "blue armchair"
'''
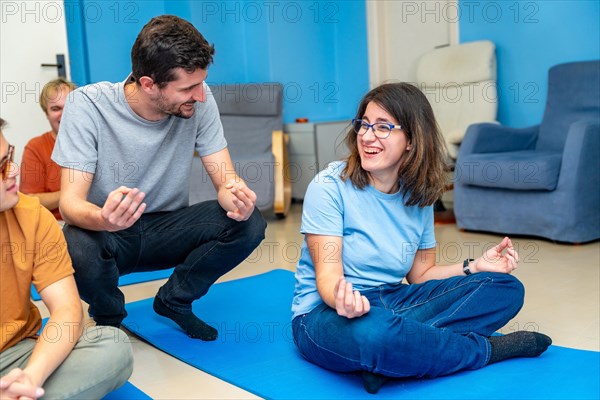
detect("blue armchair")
[454,61,600,243]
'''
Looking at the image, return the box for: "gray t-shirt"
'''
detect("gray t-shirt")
[52,79,227,212]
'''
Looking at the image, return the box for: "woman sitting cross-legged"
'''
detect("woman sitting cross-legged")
[291,83,551,394]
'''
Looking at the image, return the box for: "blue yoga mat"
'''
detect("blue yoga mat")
[103,382,151,400]
[122,269,600,400]
[31,269,174,301]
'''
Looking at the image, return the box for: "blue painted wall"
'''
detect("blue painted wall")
[460,0,600,127]
[65,0,370,124]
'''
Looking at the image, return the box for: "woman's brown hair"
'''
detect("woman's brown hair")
[341,82,449,207]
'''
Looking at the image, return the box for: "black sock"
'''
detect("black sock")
[94,321,121,329]
[361,371,387,394]
[153,297,218,341]
[488,331,552,365]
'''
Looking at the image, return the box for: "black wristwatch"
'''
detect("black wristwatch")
[463,259,474,275]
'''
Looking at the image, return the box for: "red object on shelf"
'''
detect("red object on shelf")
[295,118,309,123]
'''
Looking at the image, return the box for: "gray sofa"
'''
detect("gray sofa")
[189,83,290,216]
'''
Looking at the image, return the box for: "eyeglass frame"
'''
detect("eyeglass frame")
[1,144,15,180]
[351,118,403,139]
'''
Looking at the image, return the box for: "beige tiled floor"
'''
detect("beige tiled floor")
[36,203,600,399]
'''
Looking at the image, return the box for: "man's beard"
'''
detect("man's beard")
[156,92,195,119]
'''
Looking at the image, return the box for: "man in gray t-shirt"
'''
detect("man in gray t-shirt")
[52,15,266,341]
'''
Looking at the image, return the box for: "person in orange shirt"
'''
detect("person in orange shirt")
[20,78,76,220]
[0,118,133,399]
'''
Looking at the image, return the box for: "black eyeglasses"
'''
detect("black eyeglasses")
[352,119,402,139]
[1,144,15,180]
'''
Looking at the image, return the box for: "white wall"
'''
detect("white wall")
[367,0,459,87]
[0,1,70,164]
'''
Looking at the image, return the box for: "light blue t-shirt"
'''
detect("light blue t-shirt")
[52,78,227,213]
[292,161,437,318]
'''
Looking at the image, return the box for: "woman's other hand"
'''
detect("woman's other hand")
[334,277,371,318]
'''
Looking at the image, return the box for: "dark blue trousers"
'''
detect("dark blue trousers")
[63,201,266,326]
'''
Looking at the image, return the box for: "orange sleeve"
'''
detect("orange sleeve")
[31,206,74,294]
[20,141,47,194]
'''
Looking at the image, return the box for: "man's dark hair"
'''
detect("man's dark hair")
[0,118,6,130]
[131,15,215,87]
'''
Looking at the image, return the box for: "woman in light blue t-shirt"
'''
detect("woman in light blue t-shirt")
[292,83,551,394]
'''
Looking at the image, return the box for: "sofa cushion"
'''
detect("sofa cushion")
[417,40,496,84]
[210,84,283,116]
[189,153,275,211]
[222,115,278,158]
[457,151,562,191]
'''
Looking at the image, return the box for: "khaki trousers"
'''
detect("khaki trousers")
[1,326,133,400]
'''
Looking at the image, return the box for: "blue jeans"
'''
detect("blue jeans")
[63,201,266,325]
[292,273,524,378]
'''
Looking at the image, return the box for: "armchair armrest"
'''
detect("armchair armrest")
[558,119,600,190]
[458,123,539,157]
[553,119,600,233]
[272,130,292,217]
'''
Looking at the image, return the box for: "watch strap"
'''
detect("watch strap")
[463,258,474,275]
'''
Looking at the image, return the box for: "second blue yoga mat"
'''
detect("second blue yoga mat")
[31,268,174,301]
[122,269,600,400]
[103,382,151,400]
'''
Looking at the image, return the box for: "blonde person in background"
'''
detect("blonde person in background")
[0,118,133,400]
[20,78,76,220]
